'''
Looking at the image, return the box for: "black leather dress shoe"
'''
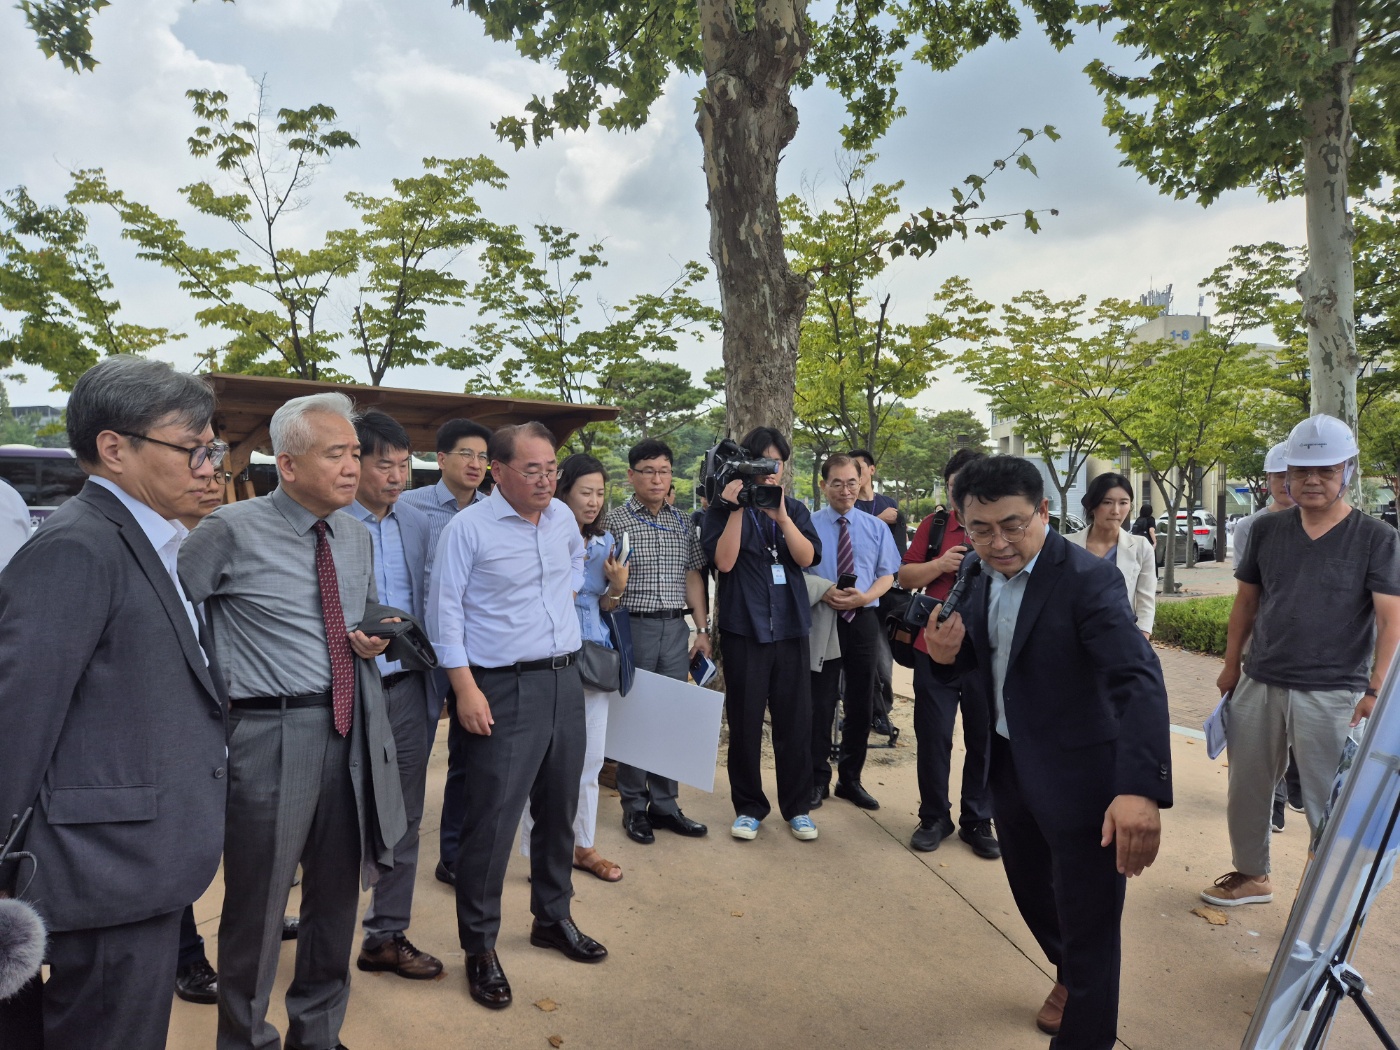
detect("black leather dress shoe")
[808,786,825,810]
[281,917,300,941]
[648,808,708,837]
[175,958,218,1004]
[529,918,608,963]
[622,811,655,844]
[959,820,1002,860]
[286,1044,349,1049]
[466,950,512,1009]
[910,819,953,852]
[435,860,456,886]
[833,780,880,810]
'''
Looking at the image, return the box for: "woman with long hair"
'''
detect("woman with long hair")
[520,453,630,881]
[1068,473,1156,638]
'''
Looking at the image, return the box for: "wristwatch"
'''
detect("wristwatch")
[696,627,709,634]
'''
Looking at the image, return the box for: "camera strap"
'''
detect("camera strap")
[747,508,780,562]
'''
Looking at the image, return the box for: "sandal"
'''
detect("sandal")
[572,854,623,882]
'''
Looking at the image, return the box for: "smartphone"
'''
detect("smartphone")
[616,532,632,564]
[690,652,718,687]
[836,572,858,590]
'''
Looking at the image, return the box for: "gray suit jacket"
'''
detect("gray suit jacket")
[393,498,451,715]
[0,482,227,931]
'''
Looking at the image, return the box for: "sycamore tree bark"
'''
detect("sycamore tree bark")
[696,0,811,444]
[1297,0,1360,432]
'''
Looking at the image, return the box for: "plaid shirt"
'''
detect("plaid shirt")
[603,496,704,613]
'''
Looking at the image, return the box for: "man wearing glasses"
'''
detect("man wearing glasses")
[0,357,229,1050]
[603,438,712,844]
[399,417,492,885]
[806,454,900,812]
[923,455,1170,1048]
[429,421,605,1011]
[1204,414,1400,909]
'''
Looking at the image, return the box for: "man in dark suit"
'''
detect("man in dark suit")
[923,456,1171,1050]
[0,356,229,1050]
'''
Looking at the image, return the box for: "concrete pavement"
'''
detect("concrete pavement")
[168,629,1400,1049]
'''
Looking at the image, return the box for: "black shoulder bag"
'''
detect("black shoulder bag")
[884,507,949,668]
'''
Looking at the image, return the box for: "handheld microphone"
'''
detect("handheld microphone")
[936,550,982,623]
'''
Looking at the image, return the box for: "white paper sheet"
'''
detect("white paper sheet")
[603,668,724,793]
[1204,690,1230,760]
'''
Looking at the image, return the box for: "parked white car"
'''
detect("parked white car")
[1157,509,1217,561]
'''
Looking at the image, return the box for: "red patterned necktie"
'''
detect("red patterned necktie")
[313,520,355,736]
[837,516,857,623]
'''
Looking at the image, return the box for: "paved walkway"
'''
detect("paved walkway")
[168,600,1400,1049]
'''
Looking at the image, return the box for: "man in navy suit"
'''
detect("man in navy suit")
[348,409,444,979]
[924,456,1172,1050]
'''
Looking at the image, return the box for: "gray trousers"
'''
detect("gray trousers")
[454,664,586,954]
[37,908,183,1050]
[362,673,431,947]
[1226,673,1359,875]
[616,616,690,815]
[217,707,361,1050]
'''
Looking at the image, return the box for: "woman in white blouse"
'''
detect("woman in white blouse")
[1067,473,1156,638]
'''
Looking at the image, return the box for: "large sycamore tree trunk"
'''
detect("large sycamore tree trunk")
[1297,0,1359,433]
[696,0,811,445]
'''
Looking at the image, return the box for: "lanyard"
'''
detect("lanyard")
[747,507,780,562]
[627,502,686,534]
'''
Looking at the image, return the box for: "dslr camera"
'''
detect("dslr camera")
[700,438,783,510]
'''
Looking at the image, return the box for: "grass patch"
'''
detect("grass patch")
[1152,595,1234,656]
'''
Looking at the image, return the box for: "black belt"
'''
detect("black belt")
[381,670,415,690]
[231,691,332,710]
[470,651,580,675]
[631,608,688,620]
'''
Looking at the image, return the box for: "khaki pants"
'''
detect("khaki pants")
[1225,674,1361,875]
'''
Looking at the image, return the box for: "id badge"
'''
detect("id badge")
[770,563,787,586]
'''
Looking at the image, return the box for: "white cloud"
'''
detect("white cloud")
[234,0,345,31]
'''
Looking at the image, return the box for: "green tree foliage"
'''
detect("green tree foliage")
[877,406,989,511]
[18,0,233,73]
[0,186,178,389]
[957,291,1107,529]
[68,85,515,385]
[1077,0,1400,431]
[437,223,720,454]
[786,154,995,459]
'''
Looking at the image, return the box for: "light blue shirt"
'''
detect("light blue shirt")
[575,532,614,647]
[807,506,901,607]
[92,475,203,650]
[428,488,586,668]
[986,527,1049,739]
[400,480,484,597]
[349,500,414,676]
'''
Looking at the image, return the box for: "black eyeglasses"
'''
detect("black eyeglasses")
[117,431,230,470]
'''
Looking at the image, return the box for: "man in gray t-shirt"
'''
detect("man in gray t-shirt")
[1202,415,1400,910]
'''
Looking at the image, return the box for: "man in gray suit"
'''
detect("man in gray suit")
[0,357,228,1050]
[181,391,407,1050]
[348,409,443,980]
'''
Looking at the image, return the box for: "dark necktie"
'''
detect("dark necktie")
[837,516,857,623]
[314,520,355,736]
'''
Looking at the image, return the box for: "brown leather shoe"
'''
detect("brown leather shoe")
[1036,982,1068,1035]
[357,933,444,980]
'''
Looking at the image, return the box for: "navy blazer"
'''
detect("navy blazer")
[943,529,1172,829]
[0,482,228,931]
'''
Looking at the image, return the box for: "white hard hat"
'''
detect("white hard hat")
[1285,414,1359,467]
[1263,441,1289,474]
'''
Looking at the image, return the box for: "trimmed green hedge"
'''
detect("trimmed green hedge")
[1152,595,1234,656]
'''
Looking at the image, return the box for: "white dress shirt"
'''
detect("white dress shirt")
[429,488,585,668]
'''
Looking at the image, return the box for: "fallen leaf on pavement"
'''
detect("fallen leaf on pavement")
[731,911,744,917]
[1191,906,1228,926]
[548,1037,563,1048]
[535,998,558,1012]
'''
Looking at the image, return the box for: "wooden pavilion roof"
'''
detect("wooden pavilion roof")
[205,373,618,491]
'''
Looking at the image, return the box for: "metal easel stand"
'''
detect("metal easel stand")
[1300,964,1397,1050]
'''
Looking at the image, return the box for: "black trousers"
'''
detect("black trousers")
[178,902,207,969]
[721,631,813,823]
[912,651,993,828]
[810,607,880,788]
[991,735,1124,1050]
[454,664,585,954]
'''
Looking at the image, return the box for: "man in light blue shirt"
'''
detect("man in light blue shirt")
[400,416,492,884]
[806,454,900,811]
[348,410,443,982]
[428,421,603,1011]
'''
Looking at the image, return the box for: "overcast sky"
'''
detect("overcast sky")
[0,0,1306,418]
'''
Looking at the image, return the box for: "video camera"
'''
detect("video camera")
[699,439,783,511]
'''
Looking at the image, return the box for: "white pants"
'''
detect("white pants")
[1226,673,1361,875]
[521,687,611,854]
